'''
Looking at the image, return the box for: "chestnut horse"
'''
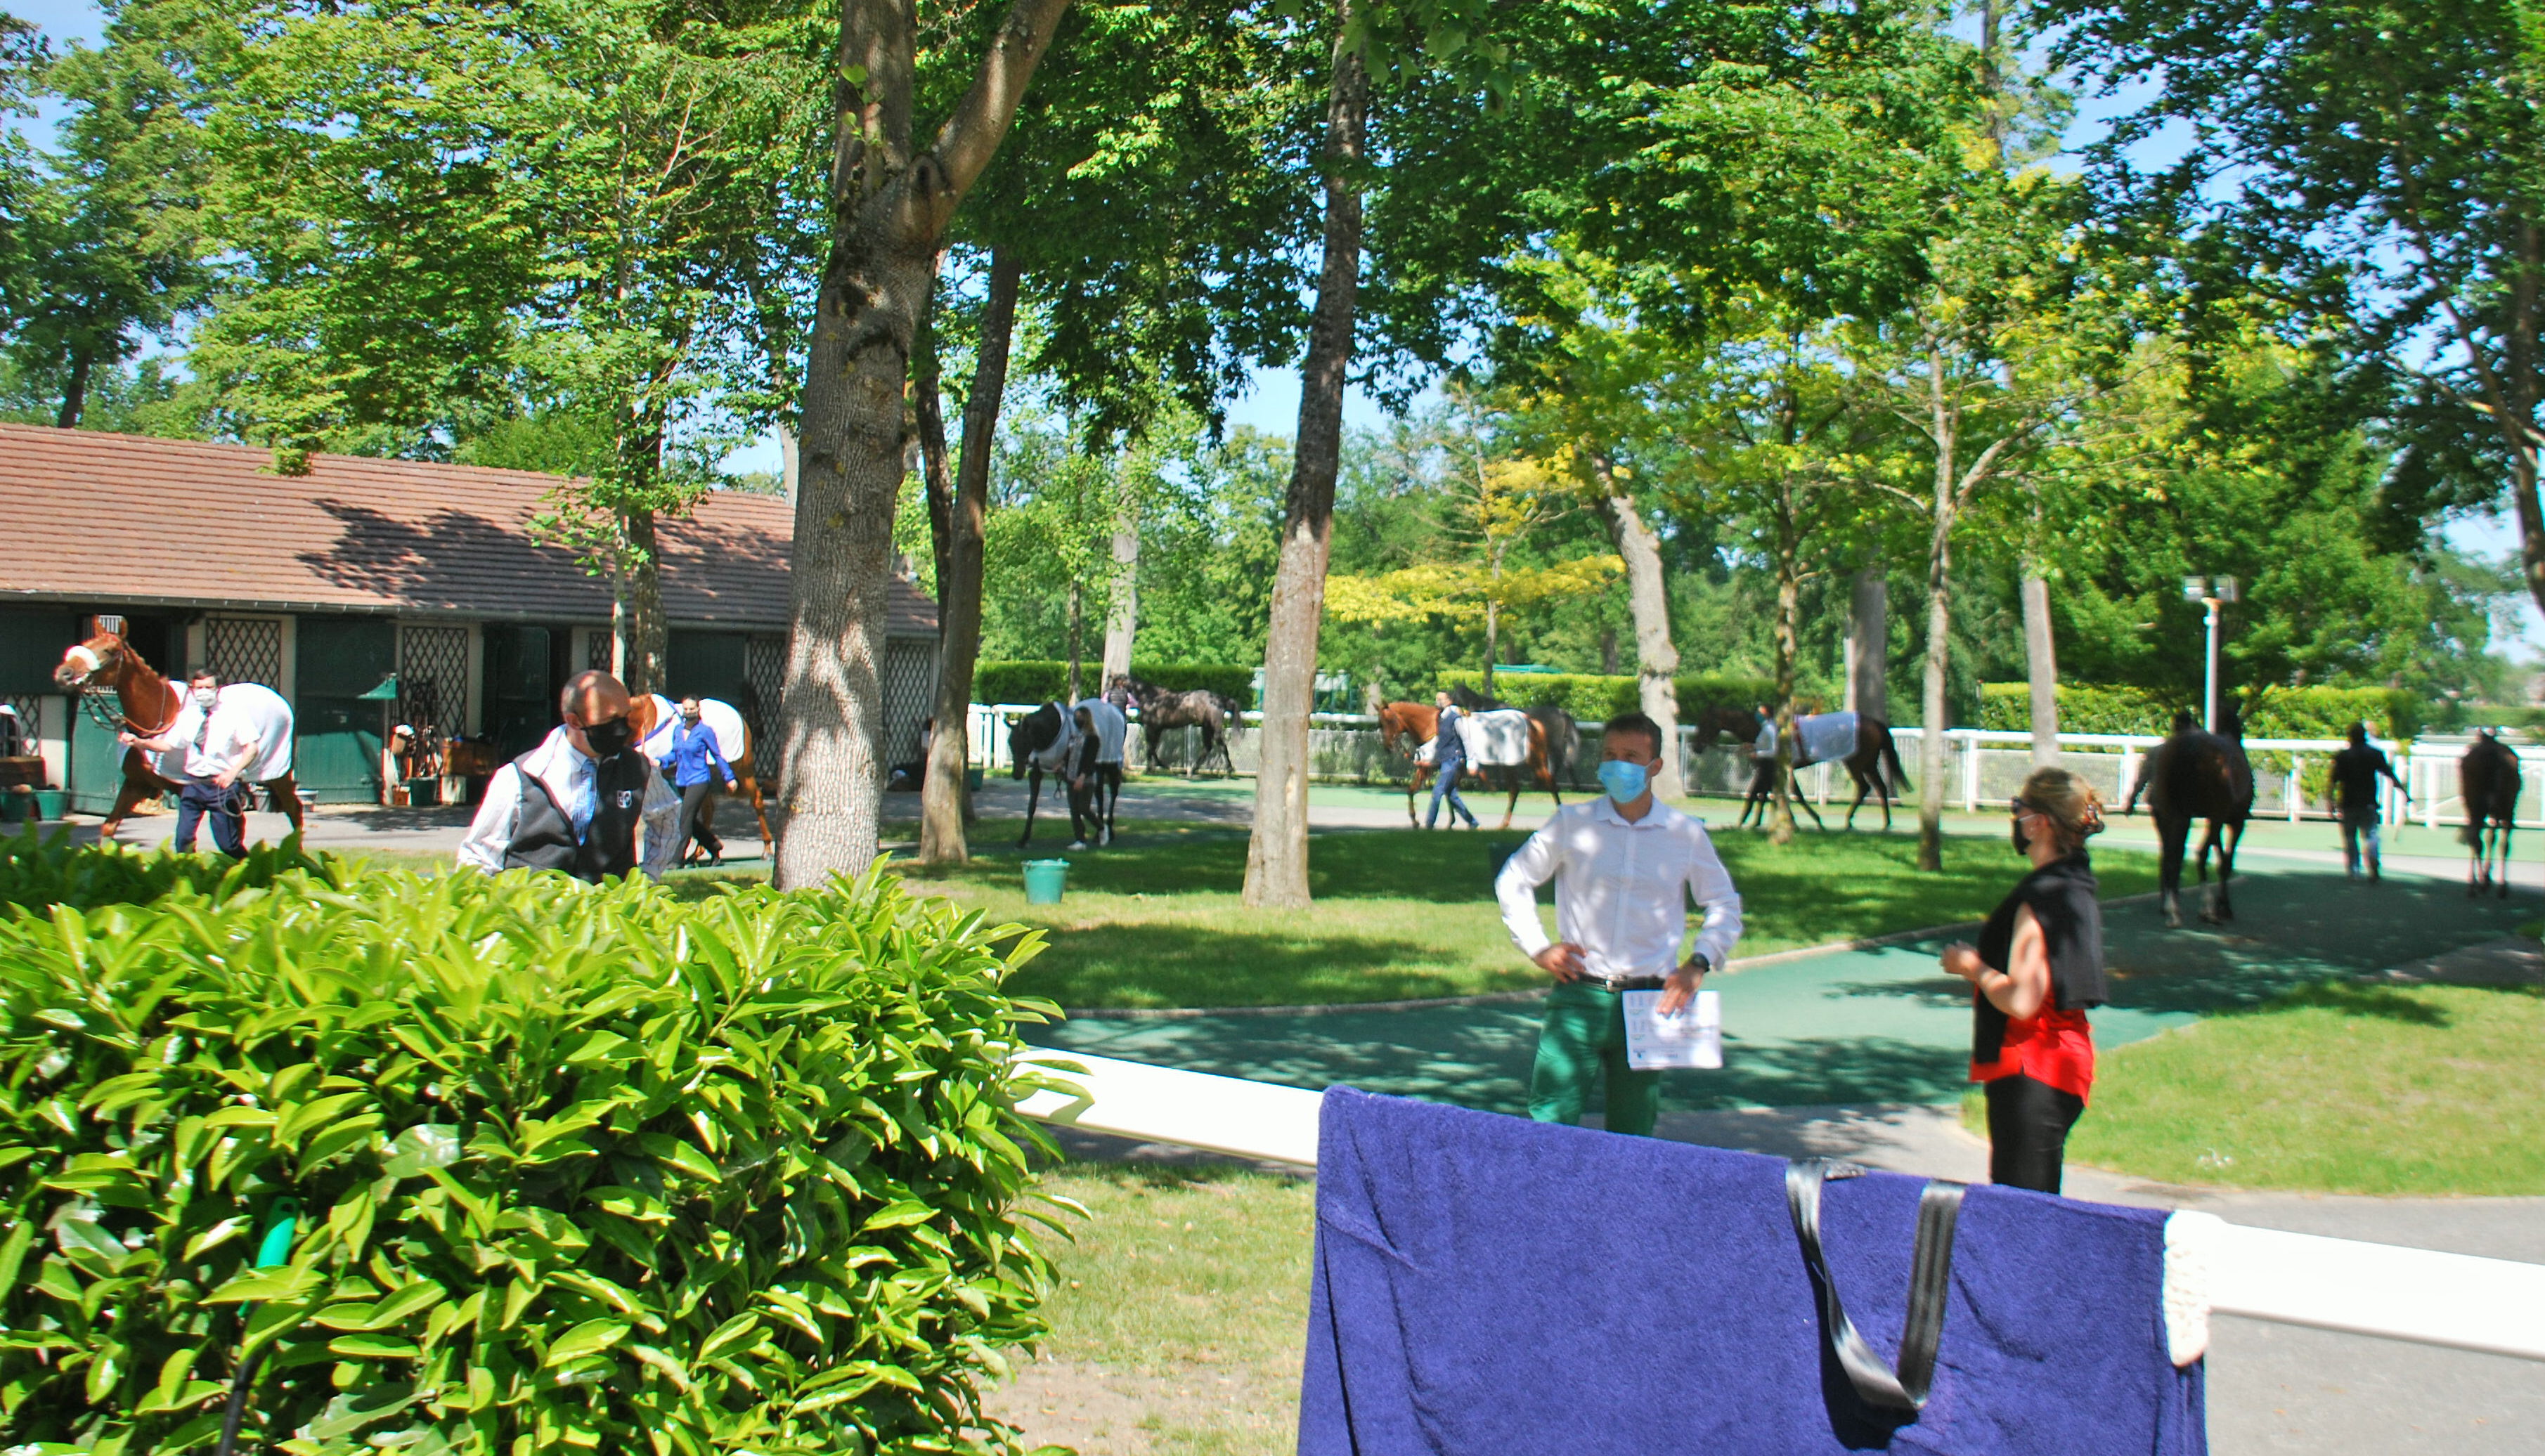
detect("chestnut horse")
[52,623,306,840]
[1375,701,1565,830]
[628,694,775,854]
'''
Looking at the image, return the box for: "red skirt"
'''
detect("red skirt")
[1971,1008,2095,1102]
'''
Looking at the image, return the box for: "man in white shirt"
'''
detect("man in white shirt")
[456,670,679,882]
[1494,711,1743,1136]
[122,669,254,855]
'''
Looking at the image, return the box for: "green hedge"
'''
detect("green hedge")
[1977,682,2421,740]
[973,660,1253,708]
[1430,671,1804,724]
[0,829,1065,1455]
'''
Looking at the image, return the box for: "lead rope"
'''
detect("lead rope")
[1783,1159,1965,1414]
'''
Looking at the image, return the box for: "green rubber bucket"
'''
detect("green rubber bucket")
[31,790,65,821]
[1022,859,1069,905]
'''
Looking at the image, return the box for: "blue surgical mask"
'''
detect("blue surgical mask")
[1596,760,1650,804]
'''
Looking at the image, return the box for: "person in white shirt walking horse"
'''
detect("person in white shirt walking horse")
[456,670,679,882]
[121,669,261,856]
[1494,711,1743,1136]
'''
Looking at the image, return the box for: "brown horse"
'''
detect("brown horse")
[1123,677,1240,776]
[629,694,775,856]
[52,621,306,840]
[2123,712,2253,928]
[1690,706,1910,831]
[1375,701,1565,830]
[2460,731,2521,899]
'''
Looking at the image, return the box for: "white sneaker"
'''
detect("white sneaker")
[1067,840,1088,851]
[1101,826,1113,845]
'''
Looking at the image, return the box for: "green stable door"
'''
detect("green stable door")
[295,616,397,805]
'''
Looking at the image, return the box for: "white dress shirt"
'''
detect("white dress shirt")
[1495,798,1744,979]
[455,726,680,881]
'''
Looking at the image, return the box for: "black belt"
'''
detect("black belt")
[1571,973,1666,991]
[1785,1159,1966,1415]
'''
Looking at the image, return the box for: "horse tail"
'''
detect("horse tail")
[1880,730,1910,793]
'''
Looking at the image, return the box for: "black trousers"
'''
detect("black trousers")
[675,781,723,864]
[174,779,246,857]
[1068,763,1121,843]
[1986,1073,2085,1193]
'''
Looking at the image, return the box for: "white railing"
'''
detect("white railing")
[1016,1051,2545,1363]
[967,703,2545,825]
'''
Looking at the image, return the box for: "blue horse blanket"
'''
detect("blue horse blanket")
[1300,1088,2204,1455]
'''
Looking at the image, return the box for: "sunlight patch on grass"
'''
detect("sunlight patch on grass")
[2066,980,2545,1195]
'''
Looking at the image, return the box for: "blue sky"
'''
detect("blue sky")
[13,0,2538,660]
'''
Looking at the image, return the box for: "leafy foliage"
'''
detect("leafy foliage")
[0,831,1066,1455]
[1976,681,2419,740]
[971,660,1254,708]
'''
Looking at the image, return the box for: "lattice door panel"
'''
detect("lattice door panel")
[589,629,614,671]
[881,640,938,765]
[205,617,283,688]
[398,626,470,737]
[2,694,38,757]
[744,635,786,751]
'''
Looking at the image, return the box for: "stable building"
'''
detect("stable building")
[0,422,940,814]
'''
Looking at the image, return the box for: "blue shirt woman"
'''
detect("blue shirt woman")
[670,717,734,789]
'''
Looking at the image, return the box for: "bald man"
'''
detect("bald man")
[457,670,680,881]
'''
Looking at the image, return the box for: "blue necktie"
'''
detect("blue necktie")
[570,755,597,834]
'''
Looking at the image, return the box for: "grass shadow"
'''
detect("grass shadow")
[1009,921,1524,1010]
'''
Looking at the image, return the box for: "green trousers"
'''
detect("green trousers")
[1528,981,1662,1136]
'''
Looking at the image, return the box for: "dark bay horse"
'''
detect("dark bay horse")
[1691,706,1910,831]
[2124,713,2253,927]
[1006,702,1075,847]
[53,622,306,839]
[2460,731,2521,898]
[1123,677,1239,776]
[1375,699,1565,830]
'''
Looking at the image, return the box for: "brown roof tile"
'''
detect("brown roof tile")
[0,422,937,636]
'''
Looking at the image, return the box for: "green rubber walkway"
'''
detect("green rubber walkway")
[1031,858,2536,1114]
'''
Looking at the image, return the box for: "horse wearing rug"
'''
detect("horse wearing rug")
[2460,730,2521,899]
[1009,701,1127,847]
[1123,677,1240,776]
[2123,711,2253,927]
[1692,706,1910,831]
[53,619,304,839]
[1376,698,1566,830]
[630,694,775,855]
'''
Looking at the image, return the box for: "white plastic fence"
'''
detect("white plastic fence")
[967,704,2545,828]
[1016,1051,2545,1363]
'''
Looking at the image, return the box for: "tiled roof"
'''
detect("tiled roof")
[0,422,937,636]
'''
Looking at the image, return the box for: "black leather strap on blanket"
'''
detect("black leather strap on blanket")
[1783,1159,1967,1414]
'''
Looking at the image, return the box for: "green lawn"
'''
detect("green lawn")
[989,1165,1313,1456]
[898,824,2158,1010]
[2040,979,2545,1195]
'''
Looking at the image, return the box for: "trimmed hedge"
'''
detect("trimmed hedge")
[1977,682,2421,740]
[973,660,1253,708]
[0,829,1065,1455]
[1431,671,1803,724]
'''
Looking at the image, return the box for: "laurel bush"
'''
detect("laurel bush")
[0,834,1067,1455]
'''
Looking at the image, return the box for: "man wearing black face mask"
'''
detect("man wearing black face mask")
[456,670,680,881]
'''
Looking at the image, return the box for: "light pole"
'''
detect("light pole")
[2182,576,2240,731]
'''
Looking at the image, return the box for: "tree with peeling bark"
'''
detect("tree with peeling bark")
[772,0,1076,888]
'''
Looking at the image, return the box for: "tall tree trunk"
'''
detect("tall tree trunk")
[1243,11,1367,909]
[56,346,93,430]
[1917,379,1957,872]
[916,257,956,613]
[1593,453,1681,800]
[1846,565,1886,720]
[619,505,667,696]
[775,0,1072,888]
[1101,502,1138,691]
[920,250,1021,864]
[1483,596,1498,698]
[1066,583,1084,703]
[1770,545,1801,845]
[777,424,801,502]
[2021,569,2059,767]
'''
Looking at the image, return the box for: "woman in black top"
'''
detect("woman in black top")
[1941,766,2110,1193]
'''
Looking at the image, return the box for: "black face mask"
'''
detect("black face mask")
[582,716,634,758]
[2010,805,2033,854]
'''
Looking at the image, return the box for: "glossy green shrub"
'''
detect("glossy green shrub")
[0,845,1067,1455]
[1978,682,2176,735]
[1429,672,1810,725]
[972,661,1254,708]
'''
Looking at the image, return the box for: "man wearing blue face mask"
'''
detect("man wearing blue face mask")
[1493,711,1743,1135]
